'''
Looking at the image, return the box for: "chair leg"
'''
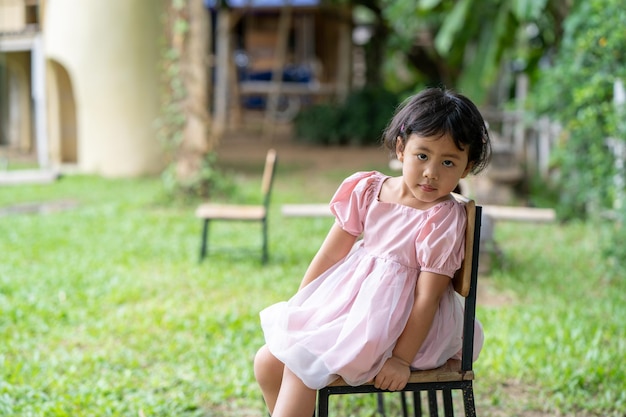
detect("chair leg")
[261,218,268,264]
[442,389,454,417]
[462,384,476,417]
[427,390,438,417]
[199,219,209,262]
[317,390,329,417]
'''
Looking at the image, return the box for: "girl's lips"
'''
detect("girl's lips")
[420,184,436,192]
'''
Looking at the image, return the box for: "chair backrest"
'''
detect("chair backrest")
[450,193,476,298]
[450,192,482,372]
[261,149,278,209]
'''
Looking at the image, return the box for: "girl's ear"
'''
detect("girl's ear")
[395,136,405,161]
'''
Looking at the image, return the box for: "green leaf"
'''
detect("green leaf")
[458,1,512,101]
[434,0,472,55]
[418,0,442,11]
[512,0,548,20]
[173,17,189,35]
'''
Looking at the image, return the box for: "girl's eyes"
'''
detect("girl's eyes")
[416,154,455,167]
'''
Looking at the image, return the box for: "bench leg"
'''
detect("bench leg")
[199,219,209,262]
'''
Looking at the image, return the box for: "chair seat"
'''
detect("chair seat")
[327,359,474,388]
[195,203,266,220]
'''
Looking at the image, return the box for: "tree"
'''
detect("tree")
[158,0,223,197]
[355,0,571,104]
[531,0,626,219]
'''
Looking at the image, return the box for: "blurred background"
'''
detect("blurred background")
[1,0,624,221]
[1,2,626,416]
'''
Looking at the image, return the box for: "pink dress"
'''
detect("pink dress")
[260,171,484,389]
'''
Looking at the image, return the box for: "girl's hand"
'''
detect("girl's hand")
[373,356,411,391]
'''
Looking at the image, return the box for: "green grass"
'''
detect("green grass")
[477,220,626,416]
[0,166,624,416]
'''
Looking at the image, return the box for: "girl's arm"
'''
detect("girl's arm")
[373,271,450,391]
[298,223,358,290]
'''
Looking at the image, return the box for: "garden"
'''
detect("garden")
[0,142,624,416]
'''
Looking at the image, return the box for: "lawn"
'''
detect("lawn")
[0,161,624,416]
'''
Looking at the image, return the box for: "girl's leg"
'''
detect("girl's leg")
[254,345,285,413]
[272,367,317,417]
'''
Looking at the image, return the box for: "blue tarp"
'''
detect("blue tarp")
[204,0,319,8]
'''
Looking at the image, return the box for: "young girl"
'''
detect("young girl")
[254,87,491,417]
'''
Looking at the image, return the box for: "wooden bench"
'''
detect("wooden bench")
[281,203,556,223]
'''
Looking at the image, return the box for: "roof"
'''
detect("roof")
[204,0,319,8]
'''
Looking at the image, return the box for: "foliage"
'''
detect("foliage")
[339,86,400,145]
[293,103,344,145]
[375,0,567,104]
[160,152,235,202]
[598,205,626,275]
[293,86,399,146]
[0,169,625,416]
[530,0,626,220]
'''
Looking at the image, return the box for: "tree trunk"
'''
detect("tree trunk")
[175,0,213,183]
[363,7,388,87]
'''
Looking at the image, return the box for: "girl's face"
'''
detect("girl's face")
[396,133,472,206]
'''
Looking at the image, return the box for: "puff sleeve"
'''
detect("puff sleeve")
[416,201,467,278]
[329,171,380,237]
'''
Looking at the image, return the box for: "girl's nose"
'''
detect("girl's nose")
[424,164,438,180]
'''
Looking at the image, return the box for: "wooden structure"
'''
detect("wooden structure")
[207,0,352,135]
[317,195,483,417]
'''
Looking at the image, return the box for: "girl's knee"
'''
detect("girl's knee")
[254,345,283,384]
[253,345,272,371]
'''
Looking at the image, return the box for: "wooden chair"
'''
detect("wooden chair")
[195,149,277,264]
[317,194,482,417]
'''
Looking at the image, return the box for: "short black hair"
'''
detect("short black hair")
[383,88,491,174]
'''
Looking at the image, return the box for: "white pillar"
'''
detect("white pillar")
[31,33,49,168]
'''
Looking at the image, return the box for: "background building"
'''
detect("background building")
[0,0,163,177]
[0,0,352,177]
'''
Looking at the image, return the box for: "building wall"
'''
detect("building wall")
[43,0,164,176]
[0,0,26,32]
